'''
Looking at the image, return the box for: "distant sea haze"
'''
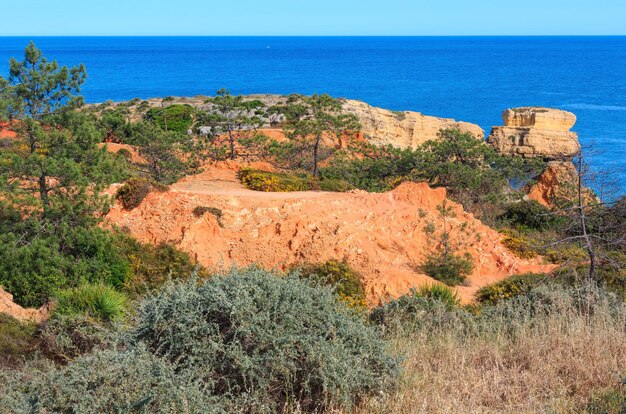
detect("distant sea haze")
[0,36,624,188]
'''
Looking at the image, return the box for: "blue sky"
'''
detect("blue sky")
[2,0,625,36]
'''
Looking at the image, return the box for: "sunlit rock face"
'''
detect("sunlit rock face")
[487,107,580,160]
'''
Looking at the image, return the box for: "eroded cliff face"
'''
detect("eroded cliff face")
[105,163,551,305]
[342,99,485,149]
[526,161,596,207]
[487,107,580,160]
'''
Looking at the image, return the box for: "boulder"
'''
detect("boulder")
[487,107,580,160]
[525,161,596,208]
[342,99,484,149]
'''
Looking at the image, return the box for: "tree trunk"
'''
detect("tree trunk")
[229,130,236,160]
[39,173,50,217]
[577,155,596,281]
[313,135,320,177]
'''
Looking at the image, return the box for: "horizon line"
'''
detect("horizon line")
[1,34,626,38]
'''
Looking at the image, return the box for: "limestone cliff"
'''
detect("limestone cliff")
[487,107,580,160]
[342,99,485,149]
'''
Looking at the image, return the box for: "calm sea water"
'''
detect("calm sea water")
[0,36,624,190]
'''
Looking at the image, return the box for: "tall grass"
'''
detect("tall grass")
[361,283,626,413]
[55,283,127,321]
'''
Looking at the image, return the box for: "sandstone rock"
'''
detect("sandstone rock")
[487,107,580,160]
[105,162,552,305]
[526,161,596,208]
[342,99,485,149]
[0,286,48,323]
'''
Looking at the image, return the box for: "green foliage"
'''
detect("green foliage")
[0,314,37,368]
[113,233,204,296]
[475,273,548,305]
[128,267,398,412]
[415,283,461,307]
[319,177,354,192]
[501,200,561,231]
[501,233,539,259]
[0,347,221,413]
[116,177,153,210]
[145,104,195,133]
[238,168,312,192]
[585,381,626,414]
[132,121,201,184]
[192,206,223,226]
[0,223,132,307]
[282,94,360,176]
[116,147,132,160]
[295,260,367,310]
[321,142,421,192]
[200,89,267,160]
[421,251,474,286]
[54,283,128,322]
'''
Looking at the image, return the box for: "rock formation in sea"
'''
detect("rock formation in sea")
[486,107,580,160]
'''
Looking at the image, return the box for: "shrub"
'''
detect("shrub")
[475,273,548,305]
[0,314,37,368]
[501,200,560,231]
[113,234,204,296]
[193,206,224,226]
[416,283,461,307]
[0,347,220,413]
[238,168,312,192]
[145,104,195,133]
[295,260,367,310]
[54,283,128,322]
[39,314,117,362]
[501,234,538,259]
[421,251,474,286]
[319,178,354,192]
[127,268,398,412]
[116,177,153,210]
[370,287,471,335]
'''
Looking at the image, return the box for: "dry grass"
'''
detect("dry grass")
[360,286,626,414]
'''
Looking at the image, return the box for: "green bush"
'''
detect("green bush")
[0,314,38,368]
[145,104,195,133]
[193,206,224,226]
[421,252,474,286]
[0,224,132,307]
[54,283,128,322]
[0,347,221,413]
[116,177,153,210]
[475,273,548,305]
[319,178,354,192]
[238,168,313,192]
[415,283,461,307]
[370,287,471,335]
[295,260,367,310]
[501,234,538,259]
[39,314,117,362]
[127,267,398,412]
[501,199,562,231]
[113,234,204,296]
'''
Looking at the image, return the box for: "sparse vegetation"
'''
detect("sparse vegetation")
[116,177,153,209]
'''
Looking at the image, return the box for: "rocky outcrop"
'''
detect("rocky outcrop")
[105,162,552,305]
[487,107,580,160]
[342,99,485,149]
[526,161,596,208]
[0,287,48,323]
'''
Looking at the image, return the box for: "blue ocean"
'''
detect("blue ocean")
[0,36,624,187]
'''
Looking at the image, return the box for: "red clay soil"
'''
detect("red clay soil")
[105,162,552,305]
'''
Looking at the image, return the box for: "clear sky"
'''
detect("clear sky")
[2,0,625,36]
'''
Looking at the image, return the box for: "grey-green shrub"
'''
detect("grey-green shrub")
[127,267,398,413]
[0,347,222,414]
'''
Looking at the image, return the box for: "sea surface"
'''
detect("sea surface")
[0,36,624,191]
